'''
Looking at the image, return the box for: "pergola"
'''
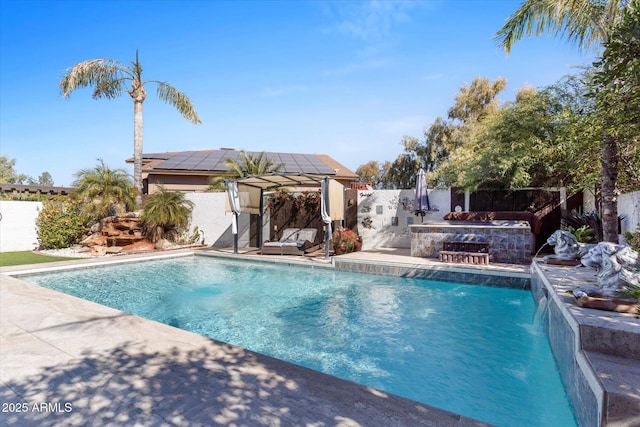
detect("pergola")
[225,172,345,258]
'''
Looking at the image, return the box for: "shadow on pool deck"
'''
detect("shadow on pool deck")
[1,267,491,426]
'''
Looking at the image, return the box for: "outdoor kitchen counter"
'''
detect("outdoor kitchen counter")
[409,221,533,264]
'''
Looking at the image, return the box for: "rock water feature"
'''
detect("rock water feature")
[80,213,153,256]
[542,230,594,265]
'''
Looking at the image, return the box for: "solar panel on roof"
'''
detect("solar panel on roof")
[142,152,172,160]
[195,159,218,170]
[152,150,336,174]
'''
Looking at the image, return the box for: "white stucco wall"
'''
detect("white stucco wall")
[185,192,250,248]
[578,189,638,241]
[583,188,597,212]
[357,189,451,250]
[1,189,635,253]
[0,200,42,252]
[619,190,640,240]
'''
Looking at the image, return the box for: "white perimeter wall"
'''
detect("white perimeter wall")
[619,191,640,243]
[184,192,251,248]
[0,200,42,252]
[1,190,637,252]
[0,194,247,253]
[580,189,639,243]
[357,189,450,250]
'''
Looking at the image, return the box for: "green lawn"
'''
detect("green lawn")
[0,251,81,267]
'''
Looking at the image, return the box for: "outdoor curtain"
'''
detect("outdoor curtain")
[226,181,242,234]
[225,178,345,220]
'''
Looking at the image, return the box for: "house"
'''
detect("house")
[127,149,359,194]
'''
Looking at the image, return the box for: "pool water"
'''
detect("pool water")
[25,256,576,426]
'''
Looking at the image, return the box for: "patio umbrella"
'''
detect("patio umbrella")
[414,168,430,222]
[226,180,241,253]
[321,177,332,259]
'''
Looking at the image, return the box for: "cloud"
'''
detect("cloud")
[327,1,417,41]
[319,1,430,76]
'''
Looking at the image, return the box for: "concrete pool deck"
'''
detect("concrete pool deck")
[1,248,638,426]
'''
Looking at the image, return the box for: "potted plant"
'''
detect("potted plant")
[331,226,360,255]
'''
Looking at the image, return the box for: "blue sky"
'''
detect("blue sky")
[1,0,596,186]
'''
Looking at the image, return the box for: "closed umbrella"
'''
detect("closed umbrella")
[226,180,241,253]
[321,177,332,259]
[414,168,430,222]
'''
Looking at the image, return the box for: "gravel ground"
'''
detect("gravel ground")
[37,244,204,259]
[37,246,101,258]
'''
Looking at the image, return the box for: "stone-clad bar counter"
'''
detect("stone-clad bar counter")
[410,221,533,264]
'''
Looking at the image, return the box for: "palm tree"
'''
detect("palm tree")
[208,150,285,190]
[72,159,135,221]
[141,185,194,242]
[59,51,201,207]
[495,0,632,242]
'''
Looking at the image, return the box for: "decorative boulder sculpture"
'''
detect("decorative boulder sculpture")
[543,230,594,264]
[575,242,640,301]
[572,242,640,314]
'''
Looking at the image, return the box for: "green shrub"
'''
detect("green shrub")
[36,197,89,249]
[624,225,640,252]
[617,287,640,302]
[561,225,594,243]
[141,186,194,242]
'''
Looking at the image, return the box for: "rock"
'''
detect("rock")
[83,213,152,256]
[107,235,145,246]
[91,246,107,256]
[112,217,143,231]
[154,239,174,250]
[81,233,106,247]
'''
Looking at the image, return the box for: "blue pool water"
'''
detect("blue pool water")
[24,256,576,426]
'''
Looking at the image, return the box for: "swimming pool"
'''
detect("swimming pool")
[23,255,576,426]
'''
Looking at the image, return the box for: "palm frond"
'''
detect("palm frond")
[155,81,202,124]
[495,0,613,54]
[72,159,134,220]
[224,156,246,177]
[59,59,131,99]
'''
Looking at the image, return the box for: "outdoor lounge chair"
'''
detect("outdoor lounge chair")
[261,228,319,256]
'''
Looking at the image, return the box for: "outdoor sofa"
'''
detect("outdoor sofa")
[261,228,320,256]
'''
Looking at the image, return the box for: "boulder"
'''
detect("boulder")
[154,239,174,250]
[90,246,107,256]
[81,233,106,247]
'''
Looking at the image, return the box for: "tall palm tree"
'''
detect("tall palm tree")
[141,185,194,242]
[59,51,201,207]
[495,0,632,242]
[72,159,135,221]
[208,150,285,190]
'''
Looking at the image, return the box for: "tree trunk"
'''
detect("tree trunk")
[133,99,144,208]
[601,132,619,243]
